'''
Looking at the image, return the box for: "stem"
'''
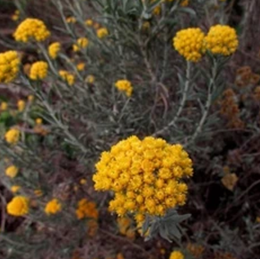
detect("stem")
[153,61,191,136]
[189,59,218,143]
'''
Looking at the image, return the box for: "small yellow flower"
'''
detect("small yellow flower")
[76,198,98,219]
[14,18,50,42]
[11,10,20,21]
[86,75,95,84]
[205,24,238,56]
[97,27,108,39]
[34,189,43,197]
[1,102,8,111]
[29,61,48,80]
[77,62,85,71]
[35,118,43,125]
[173,28,205,62]
[11,185,21,193]
[115,80,133,97]
[7,196,29,216]
[17,100,25,112]
[0,50,20,83]
[59,70,75,86]
[80,179,87,185]
[169,250,184,259]
[85,19,93,26]
[5,128,20,144]
[73,37,89,52]
[66,16,76,23]
[221,173,238,191]
[27,95,34,102]
[48,42,61,59]
[44,199,62,215]
[5,165,19,178]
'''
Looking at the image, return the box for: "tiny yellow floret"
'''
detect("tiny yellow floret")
[7,196,29,216]
[29,61,48,80]
[48,42,61,59]
[97,28,108,39]
[169,250,184,259]
[44,199,62,215]
[59,70,75,86]
[5,128,20,144]
[115,80,133,97]
[5,165,19,178]
[0,51,20,83]
[73,37,89,52]
[11,185,21,193]
[17,100,25,112]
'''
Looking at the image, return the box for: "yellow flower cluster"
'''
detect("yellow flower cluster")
[169,250,184,259]
[115,80,133,97]
[205,25,238,56]
[14,18,50,42]
[73,37,89,52]
[5,165,19,178]
[59,70,75,86]
[7,196,29,216]
[76,199,99,220]
[44,199,62,215]
[29,61,48,80]
[0,51,20,83]
[48,42,61,59]
[93,136,193,224]
[5,128,20,144]
[17,100,25,112]
[173,28,205,62]
[97,28,108,39]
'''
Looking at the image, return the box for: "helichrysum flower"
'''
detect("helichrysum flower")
[66,16,76,23]
[14,18,50,42]
[5,165,19,178]
[1,102,8,111]
[11,185,21,193]
[27,95,34,102]
[115,80,133,97]
[17,100,25,112]
[93,136,193,226]
[35,118,43,125]
[48,42,61,59]
[5,128,20,144]
[0,51,20,83]
[169,250,184,259]
[97,27,108,39]
[11,10,20,21]
[44,199,62,215]
[86,75,95,84]
[205,24,238,56]
[173,28,205,62]
[73,37,89,52]
[59,70,75,86]
[85,19,93,26]
[29,61,48,80]
[76,199,99,220]
[77,62,85,71]
[7,196,29,216]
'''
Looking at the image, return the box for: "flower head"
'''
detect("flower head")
[48,42,61,59]
[7,196,29,216]
[29,61,48,80]
[85,19,93,26]
[5,128,20,144]
[0,51,20,83]
[76,199,99,220]
[97,27,108,39]
[73,37,89,52]
[5,165,19,178]
[44,199,62,215]
[115,80,133,97]
[14,18,50,42]
[59,70,75,86]
[205,24,238,56]
[17,100,25,112]
[1,102,8,111]
[93,136,193,226]
[169,250,184,259]
[173,28,205,62]
[11,185,21,193]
